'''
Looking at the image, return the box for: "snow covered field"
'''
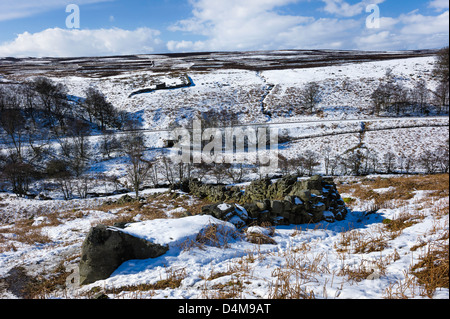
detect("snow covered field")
[0,52,448,300]
[0,175,448,299]
[55,56,440,131]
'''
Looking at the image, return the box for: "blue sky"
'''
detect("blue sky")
[0,0,448,57]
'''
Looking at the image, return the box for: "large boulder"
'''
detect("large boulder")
[79,225,168,285]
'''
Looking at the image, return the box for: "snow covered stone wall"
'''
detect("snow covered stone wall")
[201,175,349,227]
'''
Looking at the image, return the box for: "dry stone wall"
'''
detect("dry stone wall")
[198,175,349,227]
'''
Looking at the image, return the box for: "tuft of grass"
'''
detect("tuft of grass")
[411,242,449,298]
[337,174,449,210]
[383,211,425,239]
[103,267,187,296]
[246,232,277,245]
[335,226,388,254]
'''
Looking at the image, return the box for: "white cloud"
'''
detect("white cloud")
[167,0,360,52]
[0,0,114,22]
[399,10,449,35]
[354,10,449,50]
[321,0,382,17]
[168,0,449,53]
[0,27,164,57]
[428,0,449,11]
[1,0,447,57]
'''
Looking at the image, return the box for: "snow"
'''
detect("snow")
[246,226,272,237]
[217,203,232,211]
[54,56,440,131]
[118,215,232,247]
[0,54,448,300]
[0,185,448,299]
[103,190,447,299]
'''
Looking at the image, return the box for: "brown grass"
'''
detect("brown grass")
[246,232,277,245]
[383,211,425,235]
[100,192,212,222]
[337,174,449,299]
[335,226,388,254]
[0,219,53,246]
[411,241,449,298]
[268,267,316,299]
[338,174,449,210]
[103,267,187,297]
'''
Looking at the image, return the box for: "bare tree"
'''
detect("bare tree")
[278,154,291,176]
[372,80,410,116]
[31,77,69,129]
[224,163,247,184]
[161,155,176,186]
[432,47,449,114]
[126,155,152,199]
[69,120,92,177]
[212,163,228,184]
[433,81,449,114]
[122,130,151,198]
[302,150,321,176]
[418,150,439,174]
[192,162,214,183]
[383,152,397,174]
[3,160,36,197]
[436,140,449,173]
[74,175,93,199]
[411,79,429,114]
[0,108,26,160]
[83,87,118,130]
[434,47,449,84]
[328,156,341,176]
[323,146,332,176]
[300,82,322,114]
[366,151,380,174]
[288,155,307,177]
[100,130,121,159]
[391,83,409,116]
[371,82,392,115]
[344,151,363,176]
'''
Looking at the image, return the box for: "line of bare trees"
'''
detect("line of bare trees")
[2,122,448,199]
[372,47,449,116]
[124,135,449,199]
[277,140,449,178]
[0,76,126,197]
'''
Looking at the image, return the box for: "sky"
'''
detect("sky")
[0,0,448,57]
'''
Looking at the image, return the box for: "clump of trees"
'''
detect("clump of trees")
[0,76,126,198]
[433,47,449,113]
[83,87,120,131]
[371,47,449,116]
[299,82,322,114]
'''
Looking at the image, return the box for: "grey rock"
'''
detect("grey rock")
[79,225,168,286]
[296,190,312,202]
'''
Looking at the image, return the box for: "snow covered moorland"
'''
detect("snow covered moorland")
[0,174,448,299]
[0,50,448,299]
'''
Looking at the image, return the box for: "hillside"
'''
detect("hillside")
[0,50,448,300]
[3,51,446,187]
